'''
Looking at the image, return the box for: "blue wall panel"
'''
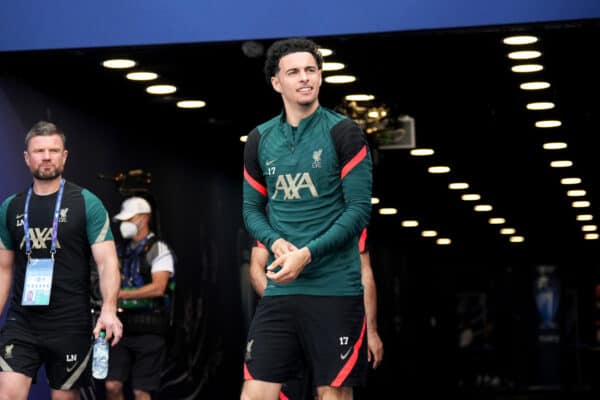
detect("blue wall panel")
[0,0,599,51]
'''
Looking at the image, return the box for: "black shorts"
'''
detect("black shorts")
[244,295,367,389]
[0,319,92,390]
[106,333,166,392]
[280,372,312,400]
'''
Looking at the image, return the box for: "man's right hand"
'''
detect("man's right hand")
[271,238,297,258]
[266,246,312,284]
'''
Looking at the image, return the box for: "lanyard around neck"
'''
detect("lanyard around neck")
[23,179,65,259]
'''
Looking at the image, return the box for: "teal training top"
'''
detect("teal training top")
[243,106,372,296]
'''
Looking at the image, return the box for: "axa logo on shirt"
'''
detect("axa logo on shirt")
[271,173,319,200]
[19,228,62,250]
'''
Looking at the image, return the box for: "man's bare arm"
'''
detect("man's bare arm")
[361,251,383,368]
[0,249,15,316]
[92,240,123,345]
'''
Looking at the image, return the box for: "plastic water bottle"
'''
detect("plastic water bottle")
[92,331,109,379]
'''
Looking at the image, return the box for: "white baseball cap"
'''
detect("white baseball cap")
[113,196,152,221]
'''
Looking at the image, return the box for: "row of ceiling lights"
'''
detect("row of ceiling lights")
[318,48,457,245]
[102,46,363,112]
[401,146,526,246]
[371,32,599,247]
[101,58,207,109]
[503,34,597,241]
[101,49,367,138]
[321,55,514,248]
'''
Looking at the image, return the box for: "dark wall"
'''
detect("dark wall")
[365,220,600,398]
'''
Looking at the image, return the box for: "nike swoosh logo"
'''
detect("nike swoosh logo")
[340,348,352,360]
[266,159,277,166]
[66,363,79,373]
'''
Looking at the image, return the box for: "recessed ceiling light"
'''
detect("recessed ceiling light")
[500,227,516,235]
[582,225,598,232]
[428,166,450,174]
[410,148,434,156]
[449,182,469,190]
[324,75,356,84]
[527,102,555,110]
[345,94,375,102]
[508,50,542,60]
[436,238,452,245]
[177,100,206,109]
[561,177,582,185]
[474,204,493,212]
[520,81,550,90]
[367,110,385,119]
[371,197,380,204]
[322,62,345,71]
[102,59,136,69]
[511,64,544,73]
[489,217,506,225]
[379,208,397,215]
[146,84,177,95]
[503,35,538,45]
[550,160,572,168]
[421,230,438,237]
[576,214,593,221]
[317,48,333,57]
[401,220,419,227]
[585,233,599,240]
[461,194,481,201]
[126,71,158,81]
[543,142,567,150]
[567,189,586,197]
[572,201,591,208]
[535,120,562,128]
[509,236,525,243]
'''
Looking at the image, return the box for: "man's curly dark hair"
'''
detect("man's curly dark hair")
[263,37,323,84]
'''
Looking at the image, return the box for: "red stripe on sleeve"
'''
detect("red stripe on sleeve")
[340,145,367,179]
[243,363,253,380]
[279,391,290,400]
[244,167,267,196]
[331,317,367,387]
[358,228,367,253]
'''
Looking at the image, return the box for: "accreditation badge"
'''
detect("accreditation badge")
[22,258,54,306]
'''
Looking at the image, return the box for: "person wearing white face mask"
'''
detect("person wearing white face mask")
[105,196,175,400]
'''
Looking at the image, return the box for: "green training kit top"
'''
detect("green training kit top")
[243,106,372,296]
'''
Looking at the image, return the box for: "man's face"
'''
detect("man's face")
[271,51,322,108]
[127,214,146,228]
[24,134,68,180]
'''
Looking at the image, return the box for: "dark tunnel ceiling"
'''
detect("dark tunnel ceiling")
[1,18,599,261]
